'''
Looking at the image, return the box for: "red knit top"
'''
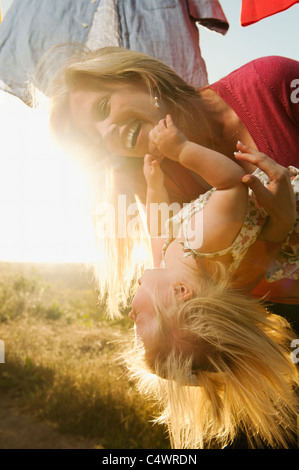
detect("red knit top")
[209,55,299,168]
[208,56,299,304]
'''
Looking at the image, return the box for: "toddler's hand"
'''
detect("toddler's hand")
[149,114,187,161]
[143,154,165,190]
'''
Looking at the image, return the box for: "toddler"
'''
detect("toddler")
[127,114,299,449]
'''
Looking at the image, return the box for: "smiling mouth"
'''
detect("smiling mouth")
[125,119,141,150]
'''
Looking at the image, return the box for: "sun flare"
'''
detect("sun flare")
[0,90,96,263]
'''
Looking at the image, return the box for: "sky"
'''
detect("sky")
[199,0,299,82]
[0,0,298,263]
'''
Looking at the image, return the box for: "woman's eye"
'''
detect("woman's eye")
[96,99,110,120]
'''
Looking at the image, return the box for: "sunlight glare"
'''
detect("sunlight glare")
[0,90,96,263]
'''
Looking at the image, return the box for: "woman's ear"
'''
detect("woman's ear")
[173,282,193,302]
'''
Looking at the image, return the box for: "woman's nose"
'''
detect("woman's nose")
[95,121,118,149]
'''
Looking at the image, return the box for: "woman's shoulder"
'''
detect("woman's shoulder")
[251,55,298,69]
[251,55,299,85]
[210,55,299,125]
[212,55,299,86]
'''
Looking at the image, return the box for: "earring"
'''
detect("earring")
[154,96,160,109]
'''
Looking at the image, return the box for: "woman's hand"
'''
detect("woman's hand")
[235,142,296,242]
[143,153,165,190]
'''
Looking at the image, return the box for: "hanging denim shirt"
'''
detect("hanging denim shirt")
[0,0,228,102]
[117,0,228,89]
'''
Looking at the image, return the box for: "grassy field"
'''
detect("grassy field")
[0,262,170,449]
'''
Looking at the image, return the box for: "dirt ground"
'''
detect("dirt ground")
[0,392,102,449]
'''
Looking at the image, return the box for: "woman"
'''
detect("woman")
[45,47,298,448]
[46,47,299,321]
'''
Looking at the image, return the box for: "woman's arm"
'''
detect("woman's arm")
[231,239,283,293]
[232,144,296,292]
[235,142,296,241]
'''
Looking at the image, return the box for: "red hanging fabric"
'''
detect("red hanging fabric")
[241,0,299,26]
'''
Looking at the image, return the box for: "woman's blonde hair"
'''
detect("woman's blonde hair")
[125,275,299,449]
[42,45,202,139]
[40,45,211,317]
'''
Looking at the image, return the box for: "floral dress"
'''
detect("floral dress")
[161,167,299,282]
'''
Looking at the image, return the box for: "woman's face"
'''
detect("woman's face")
[69,75,166,158]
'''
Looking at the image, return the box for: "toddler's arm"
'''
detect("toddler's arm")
[143,153,170,219]
[150,115,249,258]
[143,154,171,266]
[149,114,246,189]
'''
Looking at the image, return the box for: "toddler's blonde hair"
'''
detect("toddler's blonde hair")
[125,274,299,449]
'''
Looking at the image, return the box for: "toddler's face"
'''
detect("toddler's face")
[129,268,175,345]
